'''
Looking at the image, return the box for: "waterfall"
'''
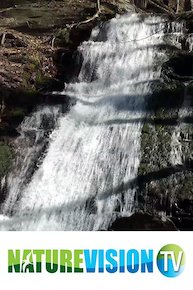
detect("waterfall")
[1,106,62,215]
[0,13,183,230]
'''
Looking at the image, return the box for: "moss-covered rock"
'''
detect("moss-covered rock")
[138,47,193,230]
[187,81,193,96]
[0,144,13,179]
[55,28,71,47]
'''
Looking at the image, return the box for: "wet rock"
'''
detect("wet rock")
[171,196,193,230]
[0,143,13,180]
[187,81,193,96]
[0,124,19,137]
[1,107,26,126]
[163,52,193,79]
[54,48,83,83]
[42,93,72,106]
[138,29,193,229]
[171,217,193,230]
[149,78,185,111]
[109,212,177,231]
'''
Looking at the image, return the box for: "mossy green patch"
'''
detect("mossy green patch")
[55,28,71,47]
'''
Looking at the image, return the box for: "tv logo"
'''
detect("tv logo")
[157,244,185,277]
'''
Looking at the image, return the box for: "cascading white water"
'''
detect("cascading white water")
[0,106,62,216]
[0,13,183,230]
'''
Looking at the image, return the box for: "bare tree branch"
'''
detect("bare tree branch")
[148,0,175,15]
[67,0,102,29]
[51,36,56,50]
[97,0,101,12]
[0,7,13,14]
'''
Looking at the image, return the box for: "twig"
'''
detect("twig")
[148,0,175,15]
[67,0,101,29]
[0,7,13,14]
[51,36,56,50]
[1,33,6,46]
[68,12,100,29]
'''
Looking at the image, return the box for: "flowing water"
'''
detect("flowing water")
[0,14,186,230]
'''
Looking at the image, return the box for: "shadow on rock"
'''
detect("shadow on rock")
[108,212,177,231]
